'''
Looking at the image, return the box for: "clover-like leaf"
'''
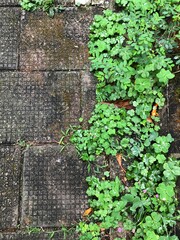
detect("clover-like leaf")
[156,183,175,202]
[135,78,151,92]
[156,69,175,84]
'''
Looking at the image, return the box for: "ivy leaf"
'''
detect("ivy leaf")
[156,69,175,84]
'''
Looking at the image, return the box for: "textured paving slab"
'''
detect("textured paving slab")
[21,145,88,227]
[81,72,96,126]
[0,146,21,230]
[0,71,91,143]
[0,230,78,240]
[169,74,180,153]
[0,0,18,5]
[19,7,97,71]
[56,0,74,6]
[0,8,20,70]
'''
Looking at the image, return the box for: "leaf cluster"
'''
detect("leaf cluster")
[73,0,180,239]
[19,0,64,16]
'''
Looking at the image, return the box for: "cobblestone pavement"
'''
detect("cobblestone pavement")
[0,2,179,239]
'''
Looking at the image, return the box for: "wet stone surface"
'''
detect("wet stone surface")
[0,146,21,230]
[19,8,97,71]
[0,231,78,240]
[0,8,20,70]
[56,0,74,6]
[81,72,96,126]
[0,71,84,143]
[21,145,88,227]
[0,0,18,5]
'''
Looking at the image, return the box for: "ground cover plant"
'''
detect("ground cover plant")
[20,0,64,16]
[71,0,180,239]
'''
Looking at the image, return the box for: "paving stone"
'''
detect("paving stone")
[0,230,78,240]
[0,8,20,70]
[168,74,180,153]
[56,0,74,6]
[21,145,88,227]
[0,71,83,143]
[0,146,21,230]
[19,7,98,71]
[0,0,18,5]
[81,72,96,126]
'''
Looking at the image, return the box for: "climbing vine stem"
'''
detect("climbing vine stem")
[71,0,180,239]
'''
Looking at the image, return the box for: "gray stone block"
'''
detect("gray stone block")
[0,8,20,69]
[0,146,21,230]
[19,7,97,71]
[0,230,78,240]
[21,145,88,227]
[56,0,74,6]
[0,71,83,143]
[0,0,18,5]
[81,72,96,126]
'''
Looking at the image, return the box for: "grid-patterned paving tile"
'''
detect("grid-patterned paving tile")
[19,8,96,71]
[0,230,78,240]
[0,8,20,69]
[0,71,82,143]
[0,0,18,5]
[0,146,21,230]
[21,145,88,227]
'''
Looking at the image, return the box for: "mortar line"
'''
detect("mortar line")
[79,71,83,122]
[17,6,24,72]
[17,146,25,227]
[0,69,87,73]
[0,5,20,8]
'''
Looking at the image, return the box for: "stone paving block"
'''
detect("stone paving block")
[81,72,96,126]
[168,74,180,153]
[0,0,18,5]
[0,71,83,143]
[0,8,20,70]
[19,7,97,71]
[0,230,78,240]
[21,145,88,227]
[56,0,74,6]
[0,146,21,230]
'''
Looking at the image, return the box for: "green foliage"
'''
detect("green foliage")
[19,0,64,16]
[72,0,180,239]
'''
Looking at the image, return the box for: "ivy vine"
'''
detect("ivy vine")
[71,0,180,239]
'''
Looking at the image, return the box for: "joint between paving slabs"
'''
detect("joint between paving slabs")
[17,145,25,228]
[0,5,20,8]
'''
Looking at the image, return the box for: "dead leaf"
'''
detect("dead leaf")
[83,207,93,217]
[116,154,126,173]
[151,103,158,117]
[147,117,153,123]
[102,99,134,110]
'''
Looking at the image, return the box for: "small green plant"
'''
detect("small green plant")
[17,139,31,148]
[26,226,43,235]
[72,0,180,239]
[19,0,65,16]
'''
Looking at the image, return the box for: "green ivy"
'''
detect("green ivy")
[72,0,180,239]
